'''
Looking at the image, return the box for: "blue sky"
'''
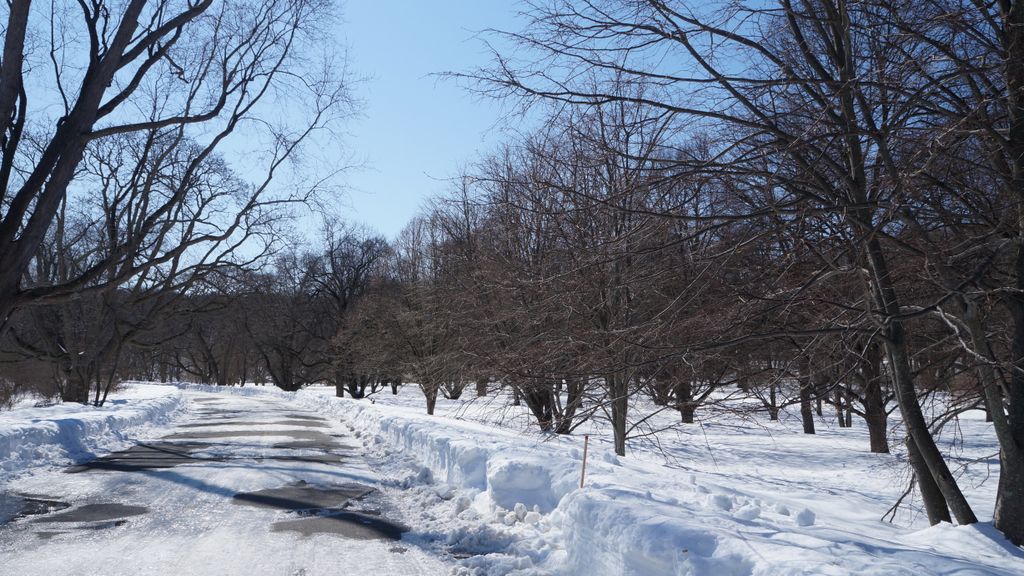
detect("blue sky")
[335,2,524,239]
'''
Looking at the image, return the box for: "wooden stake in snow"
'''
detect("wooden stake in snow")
[580,434,590,489]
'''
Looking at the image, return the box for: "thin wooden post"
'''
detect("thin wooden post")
[579,434,590,489]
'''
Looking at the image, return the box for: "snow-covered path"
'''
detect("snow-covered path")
[0,391,453,575]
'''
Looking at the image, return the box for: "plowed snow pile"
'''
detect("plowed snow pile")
[293,385,1023,576]
[0,384,185,478]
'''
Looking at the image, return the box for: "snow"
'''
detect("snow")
[2,382,1023,575]
[0,383,185,480]
[288,385,1024,576]
[0,387,452,575]
[1,384,187,528]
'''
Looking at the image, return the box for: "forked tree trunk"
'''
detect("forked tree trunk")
[965,299,1024,543]
[555,377,584,434]
[346,375,364,399]
[62,371,91,404]
[674,379,696,423]
[864,236,976,525]
[526,389,553,431]
[907,437,952,525]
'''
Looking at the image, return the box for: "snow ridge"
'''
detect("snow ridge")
[0,384,186,478]
[297,393,761,575]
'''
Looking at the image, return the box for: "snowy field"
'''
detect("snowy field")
[1,382,1023,575]
[287,385,1023,576]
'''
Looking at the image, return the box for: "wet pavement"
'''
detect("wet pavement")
[0,391,446,575]
[33,503,150,523]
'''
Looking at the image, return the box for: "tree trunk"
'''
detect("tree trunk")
[609,372,628,456]
[555,376,584,434]
[675,379,696,423]
[965,299,1024,542]
[833,390,846,428]
[524,386,554,431]
[865,235,976,525]
[860,341,890,453]
[800,382,815,435]
[346,375,364,399]
[998,0,1024,543]
[62,372,91,404]
[92,371,103,407]
[865,408,889,454]
[424,383,438,416]
[907,436,952,525]
[475,377,488,397]
[799,360,815,435]
[679,403,696,424]
[768,381,779,421]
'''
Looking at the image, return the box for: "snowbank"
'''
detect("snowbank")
[291,389,1023,576]
[0,383,185,479]
[300,395,581,510]
[131,384,1023,575]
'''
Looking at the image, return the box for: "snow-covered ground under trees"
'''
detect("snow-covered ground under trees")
[1,382,1023,576]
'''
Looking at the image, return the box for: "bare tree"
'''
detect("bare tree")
[0,0,351,330]
[466,0,982,527]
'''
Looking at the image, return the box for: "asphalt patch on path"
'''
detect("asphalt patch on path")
[176,420,329,429]
[272,440,351,451]
[282,414,328,422]
[272,510,408,540]
[5,495,71,520]
[165,429,339,442]
[66,442,220,472]
[263,454,347,465]
[192,410,251,417]
[4,396,416,545]
[31,503,148,523]
[232,481,374,512]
